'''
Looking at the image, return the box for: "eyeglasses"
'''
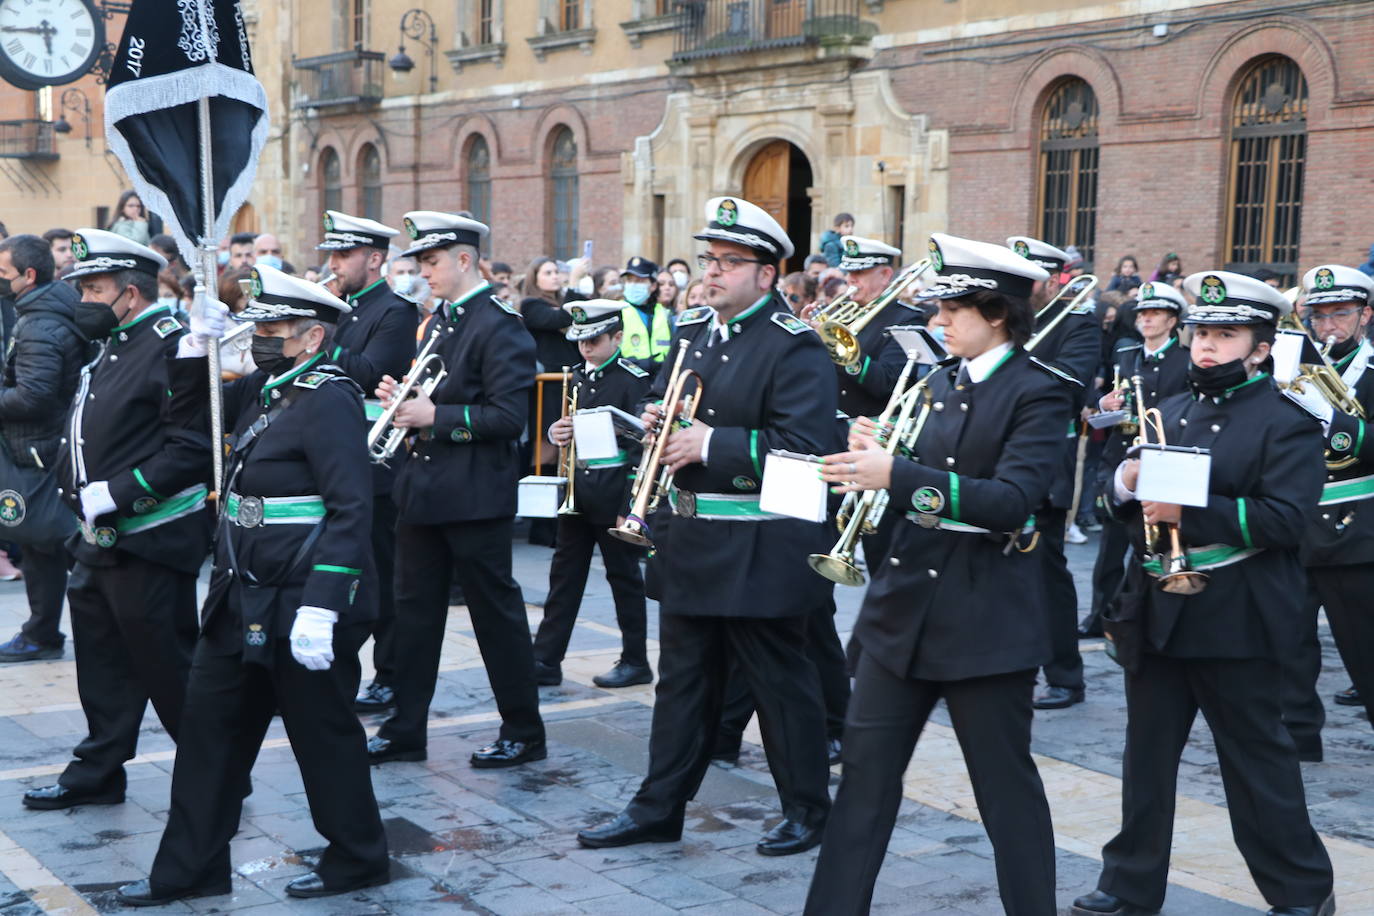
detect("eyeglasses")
[697,253,763,273]
[1309,307,1363,324]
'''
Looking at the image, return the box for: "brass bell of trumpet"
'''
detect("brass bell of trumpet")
[816,259,932,369]
[1132,374,1207,595]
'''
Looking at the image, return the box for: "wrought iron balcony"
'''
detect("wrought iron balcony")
[671,0,874,60]
[293,47,387,109]
[0,120,57,160]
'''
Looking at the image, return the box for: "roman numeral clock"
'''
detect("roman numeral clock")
[0,0,103,90]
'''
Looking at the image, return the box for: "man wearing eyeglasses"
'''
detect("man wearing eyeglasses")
[578,196,839,858]
[1281,264,1374,758]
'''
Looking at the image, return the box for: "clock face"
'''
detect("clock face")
[0,0,103,90]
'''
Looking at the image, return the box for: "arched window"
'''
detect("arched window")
[466,135,492,250]
[548,127,578,261]
[359,144,382,221]
[1226,56,1308,282]
[1036,78,1099,264]
[321,148,342,214]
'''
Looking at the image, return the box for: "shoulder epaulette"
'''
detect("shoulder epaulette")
[153,315,183,339]
[492,295,521,317]
[1069,302,1095,316]
[771,312,811,336]
[1114,341,1143,352]
[676,306,713,326]
[895,300,924,312]
[1029,356,1085,388]
[1279,387,1328,424]
[294,370,333,389]
[617,357,649,378]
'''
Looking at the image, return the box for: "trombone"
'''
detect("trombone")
[816,259,932,369]
[1132,374,1208,595]
[608,340,704,548]
[367,326,448,465]
[557,367,579,516]
[1277,311,1366,469]
[1025,274,1099,352]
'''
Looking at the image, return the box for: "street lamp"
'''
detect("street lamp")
[388,8,438,94]
[51,87,92,149]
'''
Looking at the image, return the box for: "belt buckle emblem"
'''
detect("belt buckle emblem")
[916,513,939,529]
[676,491,697,519]
[238,496,265,528]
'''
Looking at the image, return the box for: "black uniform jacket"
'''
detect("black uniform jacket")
[172,354,376,654]
[1111,376,1322,659]
[646,293,843,619]
[565,353,650,526]
[853,348,1075,682]
[392,282,535,525]
[331,278,418,496]
[834,300,925,419]
[1102,337,1191,467]
[1302,339,1374,567]
[56,305,212,574]
[1027,303,1099,508]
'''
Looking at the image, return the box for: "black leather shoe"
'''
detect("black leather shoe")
[577,811,682,848]
[116,877,231,907]
[285,869,390,899]
[367,735,426,764]
[354,682,395,712]
[1069,889,1159,915]
[1334,684,1361,706]
[1267,893,1335,916]
[1033,685,1086,710]
[757,819,823,856]
[534,660,562,686]
[470,738,546,769]
[593,661,653,688]
[22,783,123,810]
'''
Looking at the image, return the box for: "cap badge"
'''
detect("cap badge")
[404,216,420,240]
[248,269,264,299]
[927,238,943,272]
[716,199,739,228]
[1199,275,1226,306]
[1139,282,1155,300]
[843,238,859,257]
[1315,268,1335,290]
[1013,240,1030,259]
[71,234,89,260]
[570,306,587,322]
[322,212,335,232]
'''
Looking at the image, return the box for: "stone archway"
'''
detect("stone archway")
[741,139,813,271]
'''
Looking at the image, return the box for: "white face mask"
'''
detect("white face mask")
[672,270,689,289]
[391,273,414,294]
[576,275,595,296]
[156,296,178,311]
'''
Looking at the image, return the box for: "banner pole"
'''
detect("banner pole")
[197,93,225,505]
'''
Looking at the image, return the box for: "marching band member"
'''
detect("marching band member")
[806,234,1070,915]
[24,230,211,812]
[578,197,837,856]
[1073,271,1334,916]
[367,211,546,768]
[533,300,653,688]
[118,265,389,905]
[1283,264,1374,755]
[1008,236,1100,711]
[313,210,419,714]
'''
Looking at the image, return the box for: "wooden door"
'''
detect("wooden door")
[767,0,802,39]
[742,140,790,238]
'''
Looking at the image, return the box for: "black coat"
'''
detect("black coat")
[834,300,924,419]
[854,349,1075,681]
[521,295,580,373]
[562,355,650,526]
[1101,337,1191,467]
[0,281,89,468]
[1028,304,1100,507]
[1112,376,1323,659]
[644,292,843,619]
[1302,340,1374,567]
[392,283,535,524]
[55,305,212,574]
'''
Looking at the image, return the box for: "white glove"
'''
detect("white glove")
[177,293,231,358]
[1282,384,1334,425]
[288,606,338,671]
[79,481,117,526]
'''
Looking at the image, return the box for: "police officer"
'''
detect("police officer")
[117,265,389,906]
[532,300,652,688]
[367,211,546,768]
[1083,282,1189,638]
[1282,264,1374,757]
[805,234,1070,915]
[619,256,674,365]
[578,197,836,857]
[1008,236,1099,710]
[314,210,419,713]
[1073,271,1334,916]
[23,230,211,811]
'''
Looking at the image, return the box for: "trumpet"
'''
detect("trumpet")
[608,339,704,548]
[809,357,930,587]
[1025,274,1099,352]
[816,259,933,369]
[557,367,579,516]
[367,326,448,465]
[1132,374,1208,595]
[1277,313,1366,469]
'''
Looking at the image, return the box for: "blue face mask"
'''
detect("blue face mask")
[928,324,946,345]
[216,250,230,267]
[390,273,414,294]
[256,254,283,271]
[623,281,651,307]
[156,296,177,311]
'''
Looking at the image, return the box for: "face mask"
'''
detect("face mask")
[1326,333,1359,362]
[602,283,623,298]
[672,270,689,289]
[623,281,651,307]
[250,334,301,378]
[1187,356,1251,397]
[217,250,230,267]
[0,277,11,299]
[576,275,595,297]
[157,296,177,311]
[256,254,283,271]
[75,291,126,341]
[391,273,414,295]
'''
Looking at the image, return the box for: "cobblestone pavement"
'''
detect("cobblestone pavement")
[0,532,1370,915]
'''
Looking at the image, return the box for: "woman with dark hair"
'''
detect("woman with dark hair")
[107,190,155,245]
[1149,251,1183,284]
[1106,255,1142,296]
[805,234,1075,915]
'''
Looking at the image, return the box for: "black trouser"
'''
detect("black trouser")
[718,595,849,745]
[806,655,1055,916]
[1038,507,1083,690]
[379,517,544,748]
[58,557,197,794]
[1085,517,1131,634]
[1280,576,1325,747]
[366,493,398,687]
[1301,563,1374,728]
[17,539,69,648]
[150,617,387,889]
[533,514,647,667]
[1097,654,1333,911]
[626,613,830,829]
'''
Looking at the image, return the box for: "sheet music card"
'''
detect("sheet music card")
[572,410,619,460]
[759,451,828,523]
[1136,446,1211,508]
